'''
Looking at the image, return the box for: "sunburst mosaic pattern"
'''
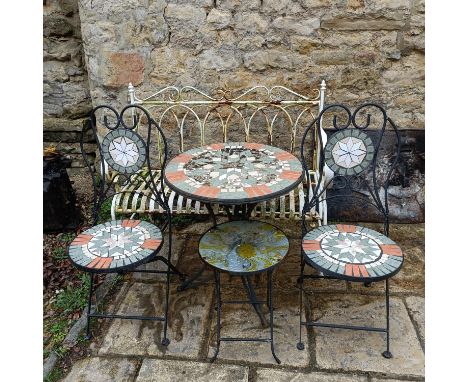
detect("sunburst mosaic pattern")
[199,220,289,274]
[68,219,162,271]
[164,142,303,203]
[324,129,375,176]
[101,128,147,174]
[302,224,403,280]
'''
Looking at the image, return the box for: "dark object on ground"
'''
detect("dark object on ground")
[44,152,81,232]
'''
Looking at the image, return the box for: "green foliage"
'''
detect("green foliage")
[98,199,113,223]
[51,247,67,260]
[58,232,75,243]
[55,274,90,314]
[44,367,63,382]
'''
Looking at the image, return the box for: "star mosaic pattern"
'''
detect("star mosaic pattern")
[101,128,147,174]
[164,142,303,203]
[68,219,163,272]
[324,129,375,176]
[302,224,403,281]
[199,220,289,274]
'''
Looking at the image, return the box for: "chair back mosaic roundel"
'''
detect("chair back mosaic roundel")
[101,128,147,174]
[324,129,375,176]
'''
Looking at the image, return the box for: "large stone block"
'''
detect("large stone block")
[256,369,367,382]
[43,14,74,37]
[206,8,232,30]
[136,359,249,382]
[311,294,425,377]
[272,16,320,36]
[244,50,301,71]
[102,52,145,88]
[235,13,269,33]
[322,15,407,31]
[198,49,242,71]
[165,3,207,25]
[99,282,213,357]
[62,357,138,382]
[405,296,425,348]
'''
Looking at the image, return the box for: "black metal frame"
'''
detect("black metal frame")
[296,103,402,359]
[76,104,185,345]
[210,266,281,364]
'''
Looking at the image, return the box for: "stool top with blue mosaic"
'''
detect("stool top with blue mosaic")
[164,142,303,204]
[302,224,403,282]
[199,220,289,275]
[68,219,163,273]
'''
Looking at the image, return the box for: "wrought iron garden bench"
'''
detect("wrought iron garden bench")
[106,81,329,224]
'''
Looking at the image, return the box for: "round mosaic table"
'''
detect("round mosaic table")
[164,142,303,205]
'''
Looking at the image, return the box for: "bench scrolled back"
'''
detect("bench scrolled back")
[107,81,329,222]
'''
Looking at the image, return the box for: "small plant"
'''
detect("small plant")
[55,274,90,314]
[51,247,67,260]
[44,367,63,382]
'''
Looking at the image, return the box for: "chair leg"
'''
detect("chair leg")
[85,273,94,340]
[297,254,305,351]
[268,270,281,364]
[161,227,172,346]
[382,278,392,359]
[210,270,221,363]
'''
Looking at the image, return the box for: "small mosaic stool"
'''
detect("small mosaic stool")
[199,220,289,364]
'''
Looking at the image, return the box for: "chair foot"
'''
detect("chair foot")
[161,338,170,346]
[85,334,92,341]
[382,350,393,359]
[296,342,305,351]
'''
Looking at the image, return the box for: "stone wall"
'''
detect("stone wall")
[77,0,424,130]
[43,0,94,170]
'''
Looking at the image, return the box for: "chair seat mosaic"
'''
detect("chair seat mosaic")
[199,220,289,274]
[68,219,163,272]
[302,224,403,281]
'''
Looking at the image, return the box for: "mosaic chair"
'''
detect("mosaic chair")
[200,220,289,364]
[67,104,184,344]
[297,103,404,358]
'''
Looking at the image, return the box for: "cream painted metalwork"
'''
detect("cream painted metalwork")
[108,82,328,223]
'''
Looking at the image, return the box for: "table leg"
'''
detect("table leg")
[241,275,268,327]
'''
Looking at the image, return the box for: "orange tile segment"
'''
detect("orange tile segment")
[70,234,93,246]
[87,257,101,268]
[280,170,302,180]
[194,185,220,198]
[336,224,357,233]
[245,185,273,198]
[166,171,188,183]
[142,239,162,250]
[275,151,295,161]
[345,264,353,276]
[209,143,225,150]
[122,219,141,228]
[303,240,321,250]
[96,257,112,269]
[244,143,264,150]
[352,264,361,277]
[380,244,403,256]
[173,153,193,163]
[359,265,369,277]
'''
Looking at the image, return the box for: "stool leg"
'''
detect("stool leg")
[382,278,392,358]
[210,270,221,362]
[85,273,94,340]
[268,270,281,364]
[297,253,305,351]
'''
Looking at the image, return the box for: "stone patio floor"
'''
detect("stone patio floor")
[62,221,424,381]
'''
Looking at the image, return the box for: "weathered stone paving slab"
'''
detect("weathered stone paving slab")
[256,368,367,382]
[133,233,187,282]
[99,282,212,358]
[207,287,309,367]
[311,294,424,377]
[136,359,249,382]
[63,357,138,382]
[405,296,425,348]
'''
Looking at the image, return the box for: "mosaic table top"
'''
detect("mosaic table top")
[324,129,375,176]
[68,219,163,272]
[302,224,403,281]
[164,142,303,204]
[199,220,289,274]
